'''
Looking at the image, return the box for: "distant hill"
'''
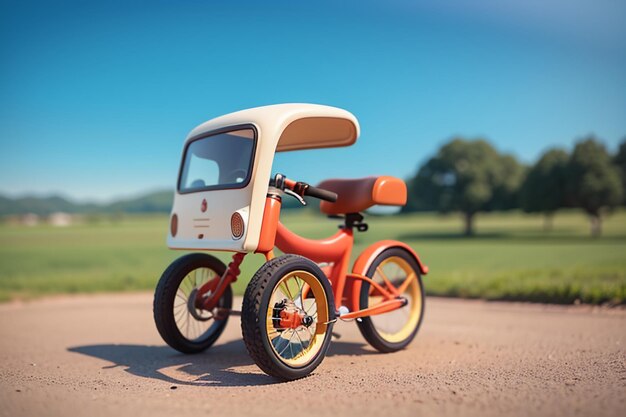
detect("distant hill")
[0,190,174,216]
[0,189,310,217]
[105,191,174,214]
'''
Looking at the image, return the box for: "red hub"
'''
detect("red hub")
[279,309,303,329]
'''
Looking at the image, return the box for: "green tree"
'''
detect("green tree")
[488,153,527,211]
[613,139,626,204]
[520,148,569,231]
[567,138,623,237]
[405,138,524,236]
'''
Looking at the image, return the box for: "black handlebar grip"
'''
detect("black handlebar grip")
[305,185,338,202]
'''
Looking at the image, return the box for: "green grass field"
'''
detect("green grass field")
[1,209,625,304]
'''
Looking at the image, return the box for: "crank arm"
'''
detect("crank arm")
[213,307,241,319]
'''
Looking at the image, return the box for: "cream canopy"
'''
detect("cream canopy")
[186,103,360,152]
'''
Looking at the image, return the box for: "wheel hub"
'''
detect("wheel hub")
[272,299,312,330]
[188,288,213,321]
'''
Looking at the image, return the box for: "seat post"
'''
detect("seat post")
[340,213,369,232]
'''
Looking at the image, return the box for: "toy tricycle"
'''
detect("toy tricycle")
[153,104,428,380]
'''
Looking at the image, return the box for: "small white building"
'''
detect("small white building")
[48,212,73,227]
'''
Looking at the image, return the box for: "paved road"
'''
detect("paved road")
[0,294,624,417]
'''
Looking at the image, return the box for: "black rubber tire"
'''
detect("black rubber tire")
[356,247,425,353]
[153,253,232,354]
[241,254,335,381]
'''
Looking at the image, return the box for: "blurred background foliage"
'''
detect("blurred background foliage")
[404,135,624,237]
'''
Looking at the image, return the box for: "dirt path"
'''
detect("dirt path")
[0,294,624,417]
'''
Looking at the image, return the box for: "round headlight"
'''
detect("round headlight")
[170,213,178,237]
[231,212,244,239]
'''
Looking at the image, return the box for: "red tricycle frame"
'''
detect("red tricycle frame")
[195,187,428,320]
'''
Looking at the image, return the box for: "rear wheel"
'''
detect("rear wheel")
[153,253,232,354]
[356,248,424,353]
[241,255,335,380]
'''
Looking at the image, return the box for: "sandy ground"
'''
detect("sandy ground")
[0,294,624,417]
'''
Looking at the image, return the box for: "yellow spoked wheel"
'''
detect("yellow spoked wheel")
[266,270,330,367]
[357,248,424,352]
[242,255,334,381]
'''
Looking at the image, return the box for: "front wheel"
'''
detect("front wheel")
[153,253,233,354]
[356,247,425,353]
[241,255,335,381]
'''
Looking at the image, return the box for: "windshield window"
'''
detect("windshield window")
[178,128,256,192]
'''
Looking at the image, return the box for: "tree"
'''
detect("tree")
[567,138,623,237]
[405,138,524,236]
[613,139,626,204]
[488,153,527,211]
[520,148,569,231]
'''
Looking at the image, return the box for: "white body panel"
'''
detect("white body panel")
[167,189,251,251]
[168,103,360,252]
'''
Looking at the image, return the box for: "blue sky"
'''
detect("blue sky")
[1,0,625,202]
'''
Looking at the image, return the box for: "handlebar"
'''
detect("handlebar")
[270,173,338,203]
[304,184,338,202]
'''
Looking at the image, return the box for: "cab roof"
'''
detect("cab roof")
[186,103,360,152]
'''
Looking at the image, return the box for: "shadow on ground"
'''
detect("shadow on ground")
[68,338,372,387]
